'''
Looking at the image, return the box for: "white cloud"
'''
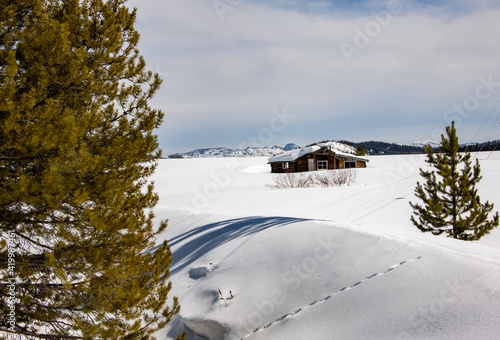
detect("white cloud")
[128,0,500,153]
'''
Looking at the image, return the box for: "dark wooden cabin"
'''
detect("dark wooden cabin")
[268,146,368,174]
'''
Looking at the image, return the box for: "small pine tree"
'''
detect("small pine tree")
[410,122,499,240]
[356,145,367,156]
[1,0,179,338]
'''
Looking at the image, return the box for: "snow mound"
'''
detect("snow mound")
[182,318,229,340]
[167,315,229,340]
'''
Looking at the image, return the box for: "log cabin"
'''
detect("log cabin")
[268,145,369,173]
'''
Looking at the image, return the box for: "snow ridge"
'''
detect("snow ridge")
[241,256,423,339]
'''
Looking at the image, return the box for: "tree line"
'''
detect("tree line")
[339,140,500,155]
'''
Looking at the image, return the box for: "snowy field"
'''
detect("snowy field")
[151,152,500,340]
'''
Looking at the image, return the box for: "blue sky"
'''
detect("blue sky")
[128,0,500,154]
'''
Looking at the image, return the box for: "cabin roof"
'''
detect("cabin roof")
[268,146,320,163]
[267,146,369,163]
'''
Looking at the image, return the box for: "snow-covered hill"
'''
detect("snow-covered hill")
[315,140,357,154]
[151,153,500,340]
[411,141,441,148]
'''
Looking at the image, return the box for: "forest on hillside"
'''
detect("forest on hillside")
[338,140,500,155]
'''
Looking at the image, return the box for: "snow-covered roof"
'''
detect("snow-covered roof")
[268,145,321,163]
[334,151,370,162]
[268,145,369,163]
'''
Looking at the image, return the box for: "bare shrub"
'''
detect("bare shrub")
[267,172,315,189]
[269,169,357,189]
[296,173,315,188]
[314,172,331,188]
[330,169,357,186]
[313,169,356,187]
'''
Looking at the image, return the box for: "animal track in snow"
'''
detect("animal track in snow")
[242,256,422,339]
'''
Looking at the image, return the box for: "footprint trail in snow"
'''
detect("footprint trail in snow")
[242,256,423,339]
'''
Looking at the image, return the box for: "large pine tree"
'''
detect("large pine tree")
[410,122,499,240]
[0,0,180,338]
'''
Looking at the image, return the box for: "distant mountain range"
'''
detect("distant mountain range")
[167,143,301,158]
[167,139,499,158]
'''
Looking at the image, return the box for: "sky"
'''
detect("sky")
[127,0,500,155]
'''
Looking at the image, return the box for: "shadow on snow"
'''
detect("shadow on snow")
[162,216,315,275]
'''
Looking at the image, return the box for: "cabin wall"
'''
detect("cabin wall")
[337,159,367,169]
[270,160,300,173]
[296,157,310,172]
[286,154,338,172]
[357,161,367,168]
[270,163,284,173]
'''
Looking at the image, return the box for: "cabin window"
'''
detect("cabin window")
[345,161,356,168]
[317,160,328,170]
[282,162,289,169]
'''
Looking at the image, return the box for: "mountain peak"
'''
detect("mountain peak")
[283,143,300,151]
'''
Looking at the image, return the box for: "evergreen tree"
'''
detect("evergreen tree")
[0,0,180,338]
[356,145,366,156]
[410,122,499,240]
